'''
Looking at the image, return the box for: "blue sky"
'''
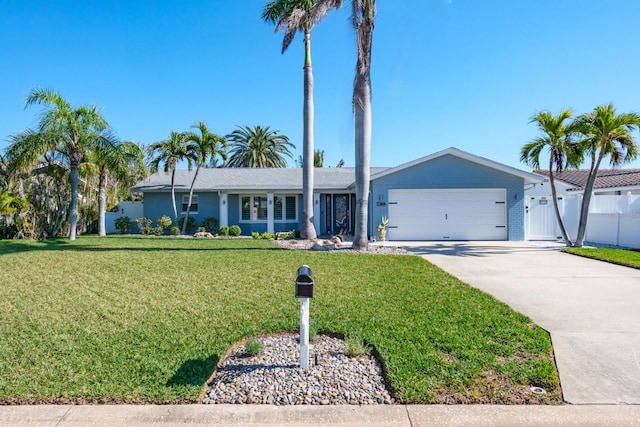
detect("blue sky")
[2,0,640,170]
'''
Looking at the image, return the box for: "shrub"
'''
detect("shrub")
[229,225,242,236]
[156,216,172,233]
[177,216,196,234]
[200,217,218,233]
[219,226,229,237]
[344,335,370,358]
[114,216,131,234]
[292,229,301,239]
[245,338,264,357]
[251,232,260,239]
[261,232,274,240]
[170,226,180,236]
[197,226,206,233]
[136,217,153,235]
[153,226,163,236]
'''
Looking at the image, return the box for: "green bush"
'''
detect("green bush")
[156,216,172,234]
[136,217,153,235]
[292,229,301,239]
[153,226,163,236]
[251,232,260,239]
[219,226,229,237]
[229,225,242,236]
[200,217,218,233]
[114,216,131,234]
[170,226,180,236]
[177,216,196,234]
[261,232,274,240]
[197,226,206,233]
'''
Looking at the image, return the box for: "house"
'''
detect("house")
[132,147,543,241]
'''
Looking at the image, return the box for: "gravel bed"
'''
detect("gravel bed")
[202,334,395,405]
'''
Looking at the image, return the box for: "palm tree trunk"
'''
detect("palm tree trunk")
[352,3,374,251]
[548,157,572,246]
[574,151,605,247]
[98,167,107,236]
[301,30,317,240]
[182,165,200,235]
[69,162,79,241]
[170,169,178,222]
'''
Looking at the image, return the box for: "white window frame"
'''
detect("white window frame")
[181,194,199,214]
[240,195,268,222]
[273,194,298,222]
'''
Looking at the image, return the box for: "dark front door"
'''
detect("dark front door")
[333,194,350,235]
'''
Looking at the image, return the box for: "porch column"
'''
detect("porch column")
[267,193,274,234]
[219,193,228,228]
[313,193,321,235]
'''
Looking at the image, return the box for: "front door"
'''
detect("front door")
[333,194,350,235]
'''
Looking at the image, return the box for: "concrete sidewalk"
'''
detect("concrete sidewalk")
[400,241,640,405]
[2,404,640,426]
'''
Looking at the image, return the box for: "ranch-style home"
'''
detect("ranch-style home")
[132,147,543,241]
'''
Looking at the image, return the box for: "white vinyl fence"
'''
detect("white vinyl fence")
[527,193,640,248]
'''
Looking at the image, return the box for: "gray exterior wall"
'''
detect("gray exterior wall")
[370,154,526,240]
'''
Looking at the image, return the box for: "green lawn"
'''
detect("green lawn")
[0,236,560,404]
[564,247,640,269]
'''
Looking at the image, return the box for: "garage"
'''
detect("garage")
[387,188,507,241]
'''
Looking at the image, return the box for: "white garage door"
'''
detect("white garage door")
[387,189,507,241]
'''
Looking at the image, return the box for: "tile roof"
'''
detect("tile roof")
[534,169,640,190]
[133,167,390,192]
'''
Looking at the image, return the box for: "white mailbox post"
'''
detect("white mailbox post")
[295,265,313,370]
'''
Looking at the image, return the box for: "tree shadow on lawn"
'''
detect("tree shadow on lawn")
[166,354,220,387]
[0,239,283,256]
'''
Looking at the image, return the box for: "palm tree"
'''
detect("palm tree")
[6,87,115,240]
[92,140,146,236]
[225,125,295,168]
[521,109,578,247]
[262,0,341,240]
[571,104,640,247]
[147,131,193,222]
[181,121,228,234]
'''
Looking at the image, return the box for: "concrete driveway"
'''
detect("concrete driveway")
[397,241,640,405]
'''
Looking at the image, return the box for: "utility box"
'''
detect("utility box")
[295,265,314,298]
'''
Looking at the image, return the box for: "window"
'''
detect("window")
[274,195,297,221]
[181,194,198,213]
[241,196,267,221]
[241,195,298,222]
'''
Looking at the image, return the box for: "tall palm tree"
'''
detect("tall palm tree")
[92,139,146,236]
[262,0,341,240]
[181,121,228,234]
[225,125,295,168]
[147,131,192,222]
[351,0,376,250]
[571,104,640,247]
[6,87,114,240]
[521,109,578,247]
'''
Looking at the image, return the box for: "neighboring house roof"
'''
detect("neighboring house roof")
[371,147,543,184]
[133,167,391,193]
[534,169,640,192]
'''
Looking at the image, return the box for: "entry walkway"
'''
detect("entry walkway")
[399,241,640,404]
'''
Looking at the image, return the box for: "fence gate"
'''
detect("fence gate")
[526,196,559,240]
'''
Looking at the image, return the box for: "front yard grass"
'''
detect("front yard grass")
[0,236,560,404]
[564,247,640,269]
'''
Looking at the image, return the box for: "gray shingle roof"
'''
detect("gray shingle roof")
[534,169,640,191]
[133,167,390,193]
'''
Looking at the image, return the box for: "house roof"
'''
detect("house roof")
[370,147,543,184]
[133,167,391,193]
[534,169,640,191]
